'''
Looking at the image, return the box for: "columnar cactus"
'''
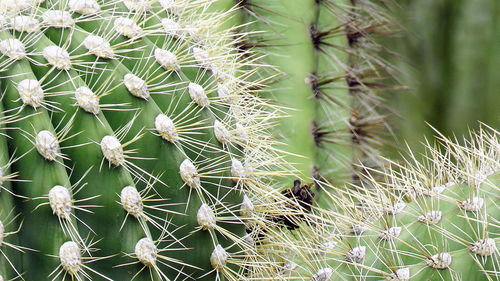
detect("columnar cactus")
[270,126,500,280]
[234,0,397,188]
[0,0,294,280]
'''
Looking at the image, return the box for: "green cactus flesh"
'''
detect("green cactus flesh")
[0,0,290,280]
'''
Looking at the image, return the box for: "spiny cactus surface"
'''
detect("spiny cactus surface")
[233,0,398,189]
[0,0,295,280]
[268,126,500,280]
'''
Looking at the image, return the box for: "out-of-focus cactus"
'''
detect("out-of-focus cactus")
[390,0,500,152]
[233,0,398,189]
[269,125,500,280]
[0,0,297,280]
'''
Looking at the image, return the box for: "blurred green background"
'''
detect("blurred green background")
[387,0,500,153]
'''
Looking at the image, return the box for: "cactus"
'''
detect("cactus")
[234,0,397,188]
[268,125,500,280]
[389,0,500,151]
[1,0,497,280]
[0,0,297,280]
